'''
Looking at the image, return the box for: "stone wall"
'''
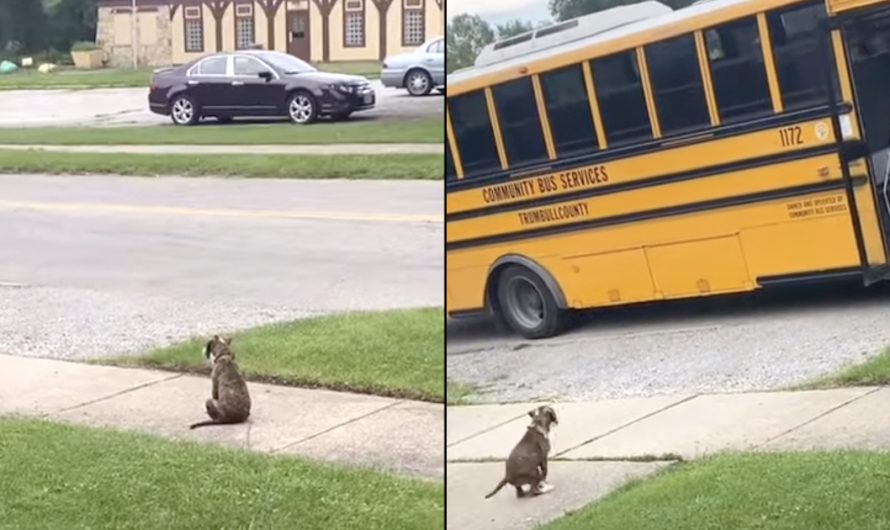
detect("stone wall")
[97,5,173,68]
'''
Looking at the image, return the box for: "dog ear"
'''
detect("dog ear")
[528,409,538,420]
[202,340,213,359]
[223,336,233,345]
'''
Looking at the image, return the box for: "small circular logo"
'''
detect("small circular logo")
[815,121,829,140]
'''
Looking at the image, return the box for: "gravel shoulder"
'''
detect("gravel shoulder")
[446,283,890,403]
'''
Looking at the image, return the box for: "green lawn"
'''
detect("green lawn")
[0,61,381,90]
[0,119,443,145]
[0,418,442,530]
[544,452,890,530]
[795,347,890,390]
[0,67,154,89]
[0,150,442,180]
[96,308,444,402]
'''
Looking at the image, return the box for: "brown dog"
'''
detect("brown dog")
[484,405,558,499]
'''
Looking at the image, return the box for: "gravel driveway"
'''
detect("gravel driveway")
[0,81,442,128]
[447,283,890,403]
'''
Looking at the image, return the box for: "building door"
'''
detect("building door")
[287,11,310,61]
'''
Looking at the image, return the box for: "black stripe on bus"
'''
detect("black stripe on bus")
[757,267,864,287]
[446,177,865,252]
[446,103,852,193]
[447,144,839,222]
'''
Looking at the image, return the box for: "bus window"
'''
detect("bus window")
[706,17,773,123]
[540,64,599,158]
[491,78,549,168]
[646,34,711,136]
[449,91,501,178]
[591,51,652,146]
[767,2,839,111]
[446,141,457,181]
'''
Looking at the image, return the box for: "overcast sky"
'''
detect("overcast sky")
[448,0,553,26]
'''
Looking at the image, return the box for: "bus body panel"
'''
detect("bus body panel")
[448,190,862,313]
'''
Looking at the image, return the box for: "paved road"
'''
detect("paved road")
[447,282,890,403]
[0,174,442,359]
[0,81,442,127]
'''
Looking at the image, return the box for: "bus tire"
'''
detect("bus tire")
[495,265,563,339]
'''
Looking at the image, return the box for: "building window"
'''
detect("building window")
[184,6,203,53]
[344,0,364,48]
[235,4,255,49]
[403,0,425,46]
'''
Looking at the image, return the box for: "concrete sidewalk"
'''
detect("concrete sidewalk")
[0,354,442,481]
[447,386,890,529]
[0,143,442,155]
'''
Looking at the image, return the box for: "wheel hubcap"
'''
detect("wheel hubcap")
[505,278,545,330]
[290,96,313,123]
[172,98,193,123]
[409,73,429,93]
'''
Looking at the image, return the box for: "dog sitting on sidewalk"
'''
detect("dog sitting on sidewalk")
[484,405,558,499]
[189,335,251,429]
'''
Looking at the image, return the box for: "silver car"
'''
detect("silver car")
[380,36,444,96]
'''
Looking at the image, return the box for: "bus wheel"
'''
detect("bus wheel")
[496,265,563,339]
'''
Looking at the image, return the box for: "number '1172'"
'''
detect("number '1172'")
[779,126,803,147]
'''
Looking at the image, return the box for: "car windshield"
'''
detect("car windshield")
[256,53,316,74]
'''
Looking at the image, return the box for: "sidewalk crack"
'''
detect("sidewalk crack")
[554,393,700,458]
[756,386,882,449]
[269,400,404,454]
[46,373,185,418]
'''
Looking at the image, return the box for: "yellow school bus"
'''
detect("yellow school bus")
[446,0,890,338]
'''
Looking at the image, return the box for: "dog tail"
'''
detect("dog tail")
[189,420,221,430]
[484,478,508,499]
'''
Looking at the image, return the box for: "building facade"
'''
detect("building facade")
[96,0,444,67]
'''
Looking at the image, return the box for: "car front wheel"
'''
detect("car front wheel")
[288,92,318,125]
[170,94,198,126]
[405,69,432,96]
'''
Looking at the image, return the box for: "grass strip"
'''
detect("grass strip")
[0,119,443,145]
[96,308,445,402]
[0,150,443,180]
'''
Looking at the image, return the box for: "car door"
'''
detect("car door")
[231,55,284,115]
[187,55,234,114]
[427,39,445,86]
